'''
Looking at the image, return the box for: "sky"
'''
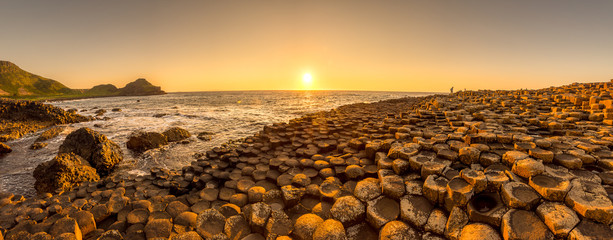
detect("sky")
[1,0,612,92]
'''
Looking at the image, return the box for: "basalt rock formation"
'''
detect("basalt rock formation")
[58,127,123,176]
[33,153,100,194]
[2,80,613,239]
[0,98,90,142]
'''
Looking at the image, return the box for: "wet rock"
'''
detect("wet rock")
[58,127,123,174]
[535,202,579,238]
[224,215,250,240]
[126,131,168,152]
[0,143,11,154]
[35,126,65,142]
[293,213,323,240]
[459,223,501,240]
[330,196,365,227]
[313,219,346,240]
[144,219,172,239]
[500,182,540,210]
[30,142,48,150]
[163,127,191,142]
[379,220,419,240]
[33,153,100,194]
[501,209,553,240]
[196,209,226,239]
[567,219,613,240]
[529,174,571,201]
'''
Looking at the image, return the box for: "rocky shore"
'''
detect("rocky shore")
[0,98,90,143]
[2,80,613,240]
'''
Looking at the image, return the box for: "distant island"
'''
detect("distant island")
[0,60,165,100]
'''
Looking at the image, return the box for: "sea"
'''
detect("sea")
[0,91,435,197]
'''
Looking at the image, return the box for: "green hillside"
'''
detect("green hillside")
[0,61,76,97]
[0,60,165,100]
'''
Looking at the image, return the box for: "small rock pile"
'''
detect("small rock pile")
[2,80,613,239]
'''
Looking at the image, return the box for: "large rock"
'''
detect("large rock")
[162,127,191,142]
[0,142,11,154]
[380,221,419,240]
[195,209,226,239]
[459,223,501,240]
[58,127,122,175]
[126,131,168,152]
[313,219,346,240]
[33,153,100,194]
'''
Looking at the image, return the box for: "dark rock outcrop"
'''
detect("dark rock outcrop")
[0,142,11,154]
[33,153,100,194]
[58,128,123,175]
[126,131,168,152]
[119,78,165,96]
[163,127,191,142]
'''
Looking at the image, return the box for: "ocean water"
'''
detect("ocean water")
[0,91,434,196]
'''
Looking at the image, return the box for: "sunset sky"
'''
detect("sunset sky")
[1,0,612,92]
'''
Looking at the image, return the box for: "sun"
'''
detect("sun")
[302,73,313,84]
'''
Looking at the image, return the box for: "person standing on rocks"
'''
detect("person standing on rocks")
[450,86,454,94]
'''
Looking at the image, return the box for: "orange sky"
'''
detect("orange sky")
[1,1,612,92]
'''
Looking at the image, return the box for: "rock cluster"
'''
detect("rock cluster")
[0,98,89,142]
[127,127,191,152]
[2,80,613,239]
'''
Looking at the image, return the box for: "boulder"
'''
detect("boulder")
[126,131,167,152]
[58,127,122,175]
[0,143,11,154]
[535,202,579,238]
[33,153,100,194]
[163,127,191,142]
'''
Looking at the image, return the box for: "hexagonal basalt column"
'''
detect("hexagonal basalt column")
[535,202,579,238]
[445,177,474,209]
[565,180,613,224]
[528,174,571,201]
[501,209,553,240]
[460,169,487,193]
[500,182,540,210]
[467,193,507,227]
[423,175,449,205]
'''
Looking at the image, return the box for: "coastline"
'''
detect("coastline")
[1,82,613,239]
